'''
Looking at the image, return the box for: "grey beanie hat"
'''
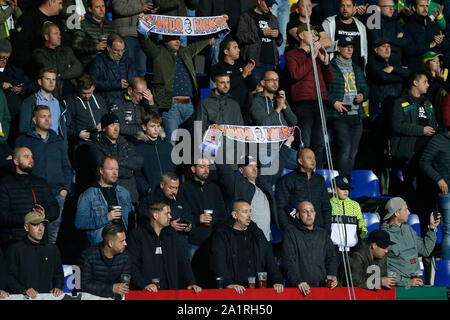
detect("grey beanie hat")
[0,39,12,53]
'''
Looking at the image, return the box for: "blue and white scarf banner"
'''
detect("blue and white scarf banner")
[201,124,298,156]
[137,14,230,38]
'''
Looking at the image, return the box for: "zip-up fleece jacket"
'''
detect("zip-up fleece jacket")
[249,92,297,126]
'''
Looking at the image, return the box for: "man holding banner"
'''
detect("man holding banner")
[139,33,214,146]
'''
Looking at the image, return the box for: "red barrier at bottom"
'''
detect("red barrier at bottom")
[125,287,396,300]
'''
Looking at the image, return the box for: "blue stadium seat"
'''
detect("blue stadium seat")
[350,170,381,198]
[363,212,380,237]
[62,264,74,293]
[434,260,450,286]
[279,54,286,71]
[407,214,421,237]
[315,169,339,193]
[281,168,293,176]
[200,88,212,100]
[437,224,442,244]
[270,223,283,244]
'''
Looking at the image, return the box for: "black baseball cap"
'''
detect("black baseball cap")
[333,175,354,190]
[337,36,356,47]
[238,155,258,168]
[101,112,120,129]
[373,38,391,49]
[367,230,396,248]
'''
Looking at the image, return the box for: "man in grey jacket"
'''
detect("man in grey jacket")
[380,197,440,287]
[250,70,297,127]
[197,72,244,134]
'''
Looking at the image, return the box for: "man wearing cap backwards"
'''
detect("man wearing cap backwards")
[139,29,215,146]
[281,201,338,296]
[326,35,369,178]
[380,197,440,287]
[0,147,59,254]
[76,155,134,245]
[5,211,64,299]
[89,112,143,204]
[338,229,396,290]
[322,0,368,70]
[420,105,450,259]
[236,0,283,83]
[329,175,367,256]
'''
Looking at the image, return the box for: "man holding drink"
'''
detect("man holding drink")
[210,200,284,294]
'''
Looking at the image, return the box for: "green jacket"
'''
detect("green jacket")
[0,89,11,143]
[31,46,84,100]
[338,240,388,289]
[140,36,211,110]
[327,57,369,120]
[381,221,436,287]
[0,5,22,39]
[391,90,439,160]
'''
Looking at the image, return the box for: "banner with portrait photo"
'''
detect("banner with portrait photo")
[137,14,230,38]
[201,124,296,156]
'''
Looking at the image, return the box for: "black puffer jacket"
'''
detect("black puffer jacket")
[79,243,131,298]
[6,236,64,293]
[210,220,283,287]
[281,219,338,287]
[276,169,332,232]
[0,172,59,245]
[90,135,144,203]
[127,220,197,290]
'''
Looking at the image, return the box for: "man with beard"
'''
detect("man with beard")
[0,147,59,254]
[15,105,72,245]
[250,70,297,127]
[210,37,258,123]
[322,0,368,70]
[18,67,67,145]
[197,72,244,134]
[178,157,228,260]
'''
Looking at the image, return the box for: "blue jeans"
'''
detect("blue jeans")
[47,194,66,244]
[331,115,363,178]
[162,101,194,146]
[187,244,200,262]
[124,36,147,77]
[439,193,450,260]
[270,0,290,56]
[252,63,277,84]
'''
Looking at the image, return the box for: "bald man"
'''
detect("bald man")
[0,147,59,254]
[281,200,338,296]
[276,148,332,231]
[249,70,297,127]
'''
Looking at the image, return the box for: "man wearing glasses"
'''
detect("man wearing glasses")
[90,33,138,106]
[109,76,158,144]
